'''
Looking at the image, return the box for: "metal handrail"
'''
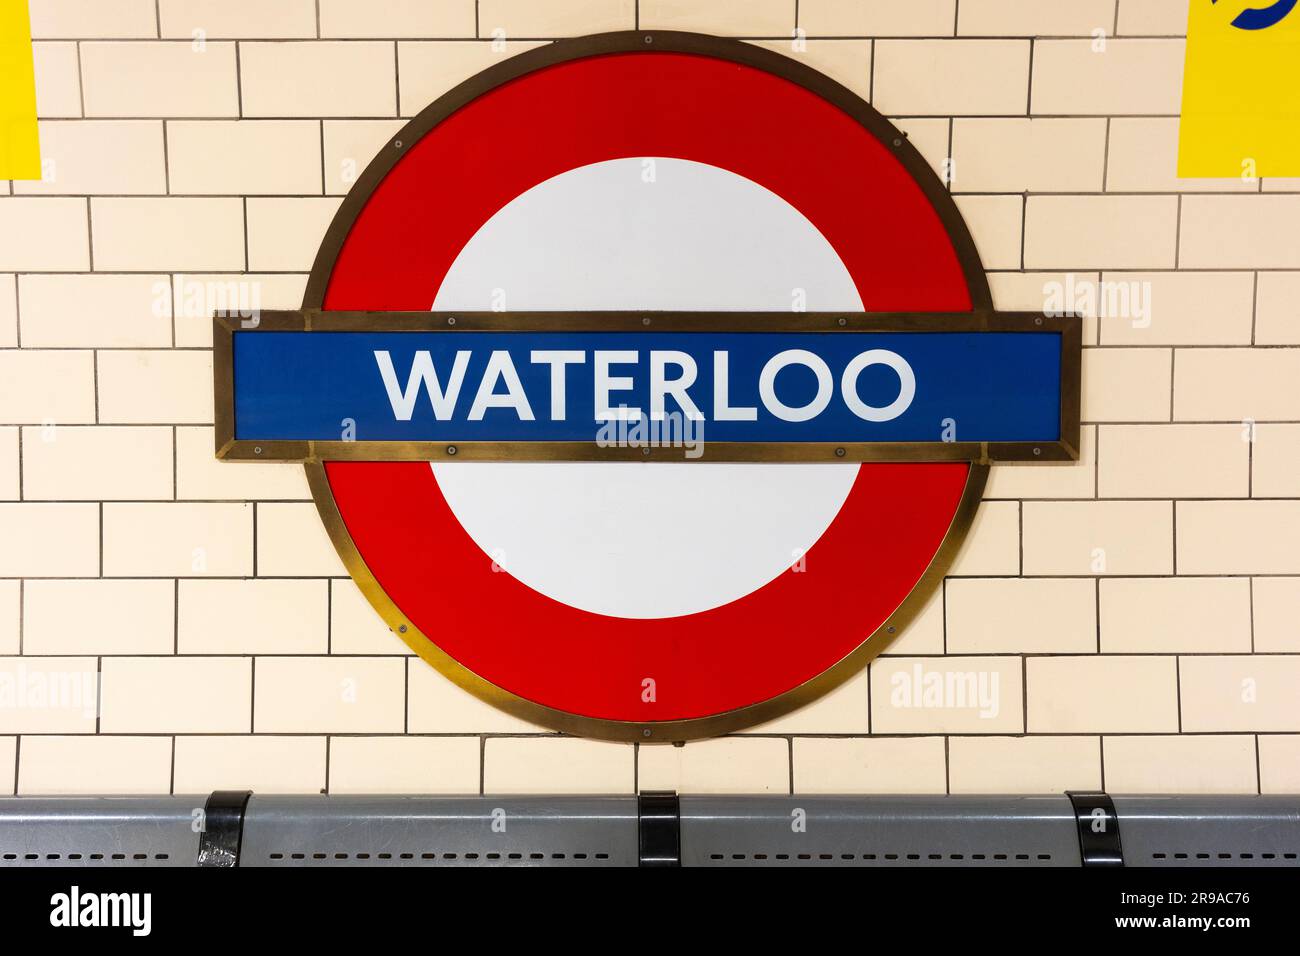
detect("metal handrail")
[0,792,1294,867]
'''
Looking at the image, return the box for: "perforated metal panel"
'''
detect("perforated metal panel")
[678,795,1082,866]
[1,793,1298,866]
[0,796,203,867]
[1113,795,1300,867]
[238,795,639,867]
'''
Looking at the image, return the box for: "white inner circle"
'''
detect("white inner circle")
[431,157,863,619]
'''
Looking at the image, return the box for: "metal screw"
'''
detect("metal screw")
[835,447,846,458]
[837,317,847,327]
[1033,447,1042,456]
[886,625,896,634]
[892,138,902,147]
[447,316,456,326]
[642,316,651,326]
[253,446,262,455]
[642,728,652,737]
[641,447,651,456]
[398,624,407,633]
[644,34,653,44]
[394,139,403,149]
[1034,317,1043,326]
[447,445,458,456]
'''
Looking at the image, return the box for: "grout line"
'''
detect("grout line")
[1094,577,1101,653]
[1247,419,1254,498]
[1016,500,1024,575]
[12,187,1300,198]
[161,121,172,194]
[1168,348,1176,421]
[940,578,948,654]
[234,41,244,117]
[865,657,872,734]
[1101,116,1111,191]
[0,730,1251,739]
[868,38,874,101]
[14,113,1254,122]
[945,116,953,190]
[1250,271,1259,346]
[1174,194,1183,267]
[1025,38,1034,115]
[1019,193,1026,269]
[1248,576,1256,653]
[1175,655,1183,732]
[5,571,1300,586]
[74,40,85,117]
[14,422,23,505]
[29,33,1201,42]
[318,120,326,194]
[1091,424,1099,498]
[1170,498,1178,575]
[84,197,94,271]
[0,649,1295,658]
[1020,655,1028,734]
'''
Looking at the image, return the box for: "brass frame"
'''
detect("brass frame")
[209,30,1081,742]
[213,308,1082,466]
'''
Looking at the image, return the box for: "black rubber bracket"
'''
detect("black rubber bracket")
[1066,791,1124,867]
[197,790,253,868]
[638,791,681,867]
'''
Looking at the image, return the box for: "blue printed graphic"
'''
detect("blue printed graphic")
[1213,0,1297,30]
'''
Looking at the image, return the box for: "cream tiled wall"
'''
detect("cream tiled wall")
[2,0,1297,797]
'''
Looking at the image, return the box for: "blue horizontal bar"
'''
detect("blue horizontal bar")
[231,330,1061,444]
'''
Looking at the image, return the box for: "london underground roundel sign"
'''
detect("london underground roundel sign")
[213,32,1081,741]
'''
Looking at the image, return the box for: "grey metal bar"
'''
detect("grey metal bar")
[0,796,203,867]
[0,794,1296,867]
[1112,795,1300,867]
[238,795,640,867]
[679,795,1082,867]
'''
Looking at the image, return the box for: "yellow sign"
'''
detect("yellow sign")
[1178,0,1300,177]
[0,0,40,180]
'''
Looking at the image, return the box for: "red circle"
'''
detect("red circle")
[320,50,973,723]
